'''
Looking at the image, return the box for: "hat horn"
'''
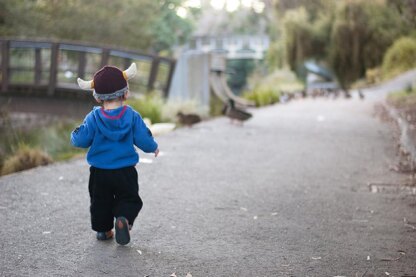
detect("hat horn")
[77,78,94,90]
[123,63,137,80]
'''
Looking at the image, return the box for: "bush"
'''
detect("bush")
[365,67,381,85]
[34,122,85,161]
[127,92,164,124]
[1,145,53,176]
[382,37,416,79]
[243,87,280,107]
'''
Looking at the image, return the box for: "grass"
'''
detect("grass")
[243,69,304,107]
[387,84,416,108]
[0,116,85,176]
[127,92,164,124]
[243,87,280,107]
[1,145,53,176]
[128,92,208,123]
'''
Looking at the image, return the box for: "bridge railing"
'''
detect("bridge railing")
[0,38,176,98]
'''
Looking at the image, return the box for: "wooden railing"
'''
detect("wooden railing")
[0,38,176,99]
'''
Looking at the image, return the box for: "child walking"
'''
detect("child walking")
[71,63,159,245]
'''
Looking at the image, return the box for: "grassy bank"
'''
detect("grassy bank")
[387,84,416,109]
[0,116,84,176]
[387,84,416,131]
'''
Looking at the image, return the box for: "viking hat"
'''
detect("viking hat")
[77,63,137,101]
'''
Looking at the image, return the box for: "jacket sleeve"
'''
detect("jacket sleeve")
[133,112,158,153]
[71,112,95,148]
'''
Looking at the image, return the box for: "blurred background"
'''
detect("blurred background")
[0,0,415,175]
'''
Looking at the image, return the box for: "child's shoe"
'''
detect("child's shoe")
[96,230,114,241]
[115,217,130,245]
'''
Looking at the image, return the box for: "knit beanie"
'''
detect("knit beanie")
[77,63,137,100]
[92,66,127,101]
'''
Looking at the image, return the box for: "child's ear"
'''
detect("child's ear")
[123,91,129,100]
[94,97,102,103]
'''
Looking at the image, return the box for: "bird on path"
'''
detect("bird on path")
[222,99,252,125]
[177,112,201,127]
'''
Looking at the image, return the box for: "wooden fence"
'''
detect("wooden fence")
[0,38,176,99]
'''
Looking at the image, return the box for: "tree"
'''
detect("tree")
[329,0,408,89]
[281,6,333,73]
[150,0,194,54]
[0,0,193,54]
[388,0,416,26]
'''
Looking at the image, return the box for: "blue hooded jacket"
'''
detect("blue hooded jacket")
[71,105,158,169]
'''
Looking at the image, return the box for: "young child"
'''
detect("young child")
[71,63,159,245]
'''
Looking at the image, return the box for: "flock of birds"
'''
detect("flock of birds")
[176,99,252,127]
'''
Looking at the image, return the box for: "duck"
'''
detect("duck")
[177,111,201,127]
[223,99,252,125]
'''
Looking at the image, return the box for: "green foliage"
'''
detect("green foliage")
[330,0,409,88]
[127,93,164,124]
[245,69,302,107]
[281,6,333,73]
[387,85,416,108]
[151,0,194,53]
[0,116,85,176]
[387,0,416,27]
[273,0,413,89]
[266,40,285,70]
[34,122,85,161]
[382,37,416,79]
[1,144,52,176]
[0,0,193,53]
[128,93,209,123]
[243,87,280,107]
[274,0,336,21]
[282,7,311,72]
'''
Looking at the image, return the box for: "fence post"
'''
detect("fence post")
[164,60,176,98]
[100,49,110,68]
[147,58,160,92]
[34,48,42,85]
[78,51,86,79]
[1,40,10,93]
[48,43,59,96]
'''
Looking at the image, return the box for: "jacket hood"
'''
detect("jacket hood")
[93,106,133,141]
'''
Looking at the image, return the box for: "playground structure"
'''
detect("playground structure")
[168,35,268,110]
[209,54,255,108]
[168,52,255,110]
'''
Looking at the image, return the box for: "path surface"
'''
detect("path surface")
[1,73,416,276]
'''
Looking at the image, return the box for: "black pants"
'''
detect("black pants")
[88,166,143,232]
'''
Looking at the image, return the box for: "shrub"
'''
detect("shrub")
[243,87,280,107]
[382,37,416,79]
[1,146,53,176]
[365,67,381,85]
[127,93,164,124]
[34,122,85,161]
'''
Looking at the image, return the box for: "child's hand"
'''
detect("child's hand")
[154,148,159,157]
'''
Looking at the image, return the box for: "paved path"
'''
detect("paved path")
[1,74,416,276]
